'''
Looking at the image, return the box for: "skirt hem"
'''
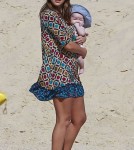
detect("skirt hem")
[29,82,84,101]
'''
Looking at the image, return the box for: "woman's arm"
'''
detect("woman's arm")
[64,41,87,59]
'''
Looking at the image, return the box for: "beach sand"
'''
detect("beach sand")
[0,0,134,149]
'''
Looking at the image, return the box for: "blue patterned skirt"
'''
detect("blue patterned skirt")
[29,82,84,101]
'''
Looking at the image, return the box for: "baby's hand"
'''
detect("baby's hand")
[74,22,81,27]
[76,36,86,45]
[72,20,79,25]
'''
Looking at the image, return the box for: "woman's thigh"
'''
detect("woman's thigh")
[53,98,74,121]
[71,96,87,124]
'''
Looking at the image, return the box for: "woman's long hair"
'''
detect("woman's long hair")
[39,0,72,24]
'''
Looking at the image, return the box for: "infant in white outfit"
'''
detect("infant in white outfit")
[71,4,92,75]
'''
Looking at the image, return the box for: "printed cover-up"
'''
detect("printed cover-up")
[29,9,84,101]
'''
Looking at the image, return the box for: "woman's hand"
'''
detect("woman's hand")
[76,36,86,45]
[64,42,87,59]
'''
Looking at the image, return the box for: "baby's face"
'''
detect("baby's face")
[71,13,84,26]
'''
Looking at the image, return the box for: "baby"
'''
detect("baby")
[71,4,92,75]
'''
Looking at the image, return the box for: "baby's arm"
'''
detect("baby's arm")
[74,23,86,37]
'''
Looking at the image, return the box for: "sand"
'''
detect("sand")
[0,0,134,149]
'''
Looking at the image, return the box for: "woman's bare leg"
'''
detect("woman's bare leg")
[63,96,87,150]
[52,98,73,150]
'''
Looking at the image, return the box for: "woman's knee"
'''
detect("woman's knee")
[56,116,71,128]
[79,113,87,125]
[72,113,87,126]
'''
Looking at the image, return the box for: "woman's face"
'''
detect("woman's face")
[50,0,65,7]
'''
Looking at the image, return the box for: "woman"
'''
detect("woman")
[29,0,87,149]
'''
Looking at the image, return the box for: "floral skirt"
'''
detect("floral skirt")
[29,82,84,101]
